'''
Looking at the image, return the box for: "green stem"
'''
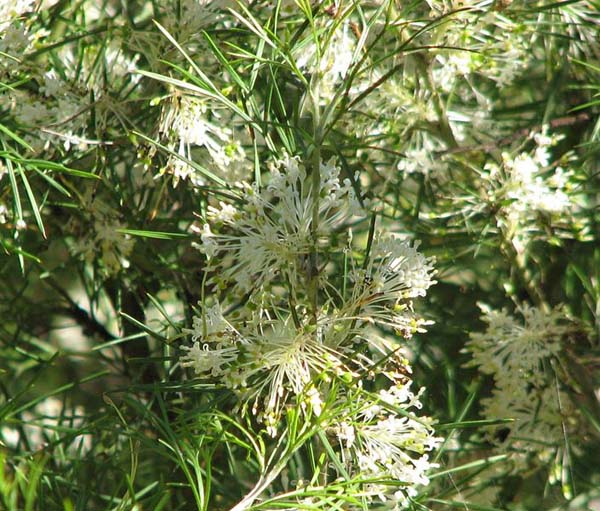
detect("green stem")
[415,54,458,149]
[308,83,322,325]
[500,236,549,312]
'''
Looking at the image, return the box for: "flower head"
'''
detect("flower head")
[465,303,569,384]
[344,233,436,338]
[198,155,362,293]
[332,382,442,508]
[180,302,244,378]
[233,316,346,436]
[465,303,582,453]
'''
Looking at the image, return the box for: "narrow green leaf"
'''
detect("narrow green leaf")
[429,454,509,480]
[147,292,179,329]
[436,418,514,431]
[0,237,41,262]
[0,123,34,151]
[131,130,228,187]
[434,379,482,462]
[92,332,148,351]
[3,147,24,228]
[227,6,277,50]
[18,166,46,238]
[148,21,256,124]
[152,20,216,89]
[116,228,190,240]
[120,312,166,341]
[201,30,249,94]
[25,454,48,511]
[4,156,100,179]
[11,370,110,416]
[570,263,597,299]
[31,167,71,196]
[316,430,351,481]
[524,0,588,11]
[572,58,600,74]
[25,160,99,179]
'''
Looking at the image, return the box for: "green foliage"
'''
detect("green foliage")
[1,1,599,510]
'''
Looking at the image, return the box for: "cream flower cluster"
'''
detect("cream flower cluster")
[465,303,579,453]
[0,0,38,74]
[484,130,581,252]
[345,234,436,337]
[181,153,440,506]
[198,155,363,293]
[158,95,248,186]
[333,383,442,508]
[1,12,141,153]
[295,19,357,102]
[69,187,135,276]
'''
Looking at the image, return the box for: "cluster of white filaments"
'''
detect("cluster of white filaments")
[69,188,135,275]
[465,303,580,453]
[483,130,582,253]
[295,19,357,103]
[180,151,440,506]
[333,383,442,507]
[159,95,247,186]
[199,155,362,292]
[345,234,436,338]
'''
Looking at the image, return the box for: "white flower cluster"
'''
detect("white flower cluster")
[198,155,363,292]
[338,4,543,180]
[465,303,579,452]
[181,301,442,503]
[345,233,436,338]
[484,130,580,252]
[181,153,440,505]
[431,9,530,91]
[333,383,442,508]
[159,95,248,186]
[295,20,357,102]
[0,0,38,73]
[69,188,135,276]
[181,306,347,435]
[0,1,144,154]
[4,86,91,152]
